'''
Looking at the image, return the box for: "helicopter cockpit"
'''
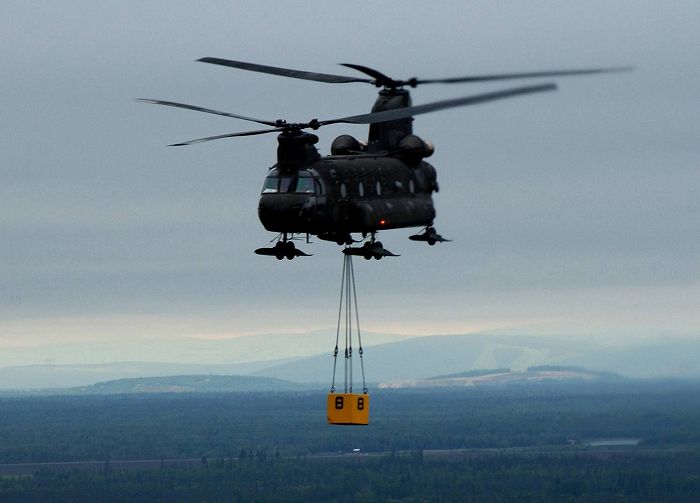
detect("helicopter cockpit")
[261,169,323,195]
[258,169,327,235]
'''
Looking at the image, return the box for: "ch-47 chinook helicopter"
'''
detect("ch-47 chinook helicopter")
[139,58,630,260]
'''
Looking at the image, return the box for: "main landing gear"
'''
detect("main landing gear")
[343,234,399,260]
[256,226,450,259]
[409,225,451,246]
[255,234,312,260]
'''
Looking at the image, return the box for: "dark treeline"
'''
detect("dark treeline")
[2,452,700,502]
[1,380,699,463]
[2,380,700,501]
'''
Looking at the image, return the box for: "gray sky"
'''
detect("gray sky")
[1,1,698,364]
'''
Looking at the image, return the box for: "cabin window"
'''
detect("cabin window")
[358,181,365,197]
[409,179,415,194]
[262,177,279,193]
[340,183,348,199]
[376,181,382,196]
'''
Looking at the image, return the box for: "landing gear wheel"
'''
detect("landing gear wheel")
[362,242,372,260]
[274,241,290,260]
[256,238,311,259]
[284,241,295,260]
[336,235,353,246]
[426,228,436,245]
[373,241,384,259]
[343,238,398,258]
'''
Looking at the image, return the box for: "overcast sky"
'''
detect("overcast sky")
[1,1,698,364]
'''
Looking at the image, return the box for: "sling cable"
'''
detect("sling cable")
[327,252,369,425]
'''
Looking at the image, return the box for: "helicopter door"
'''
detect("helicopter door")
[295,173,326,226]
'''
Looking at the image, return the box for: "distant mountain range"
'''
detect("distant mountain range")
[1,332,698,391]
[247,333,700,384]
[71,374,316,394]
[380,366,624,389]
[0,366,625,396]
[0,360,292,391]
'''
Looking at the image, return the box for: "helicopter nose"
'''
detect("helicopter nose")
[258,194,310,232]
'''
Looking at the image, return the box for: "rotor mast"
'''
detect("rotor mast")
[367,88,413,152]
[276,131,320,172]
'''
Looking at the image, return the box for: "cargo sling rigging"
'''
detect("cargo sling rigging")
[327,252,370,425]
[331,253,367,394]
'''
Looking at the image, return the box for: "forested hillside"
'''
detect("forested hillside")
[2,380,699,501]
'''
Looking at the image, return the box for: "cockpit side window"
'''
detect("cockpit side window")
[261,171,320,195]
[295,177,315,193]
[262,177,279,193]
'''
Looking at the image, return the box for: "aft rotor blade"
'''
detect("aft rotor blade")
[415,66,634,85]
[322,83,557,126]
[340,63,396,87]
[137,99,278,127]
[169,127,286,146]
[198,57,373,84]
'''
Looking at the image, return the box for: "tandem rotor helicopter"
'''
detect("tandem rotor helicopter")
[140,58,630,260]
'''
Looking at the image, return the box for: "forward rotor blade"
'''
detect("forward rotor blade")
[137,99,278,127]
[198,57,373,84]
[415,66,634,85]
[322,83,557,126]
[169,127,286,146]
[151,83,558,146]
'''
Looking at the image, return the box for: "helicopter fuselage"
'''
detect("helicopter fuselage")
[258,153,438,243]
[140,56,629,258]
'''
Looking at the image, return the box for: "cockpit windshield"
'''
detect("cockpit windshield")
[261,171,320,194]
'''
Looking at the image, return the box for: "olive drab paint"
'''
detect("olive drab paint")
[141,58,627,259]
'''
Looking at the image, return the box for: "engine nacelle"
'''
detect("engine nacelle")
[331,135,366,155]
[398,134,434,162]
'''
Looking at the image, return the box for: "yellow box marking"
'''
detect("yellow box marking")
[327,393,370,425]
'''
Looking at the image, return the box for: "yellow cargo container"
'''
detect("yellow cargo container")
[327,393,370,425]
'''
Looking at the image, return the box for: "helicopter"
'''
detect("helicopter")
[139,58,630,260]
